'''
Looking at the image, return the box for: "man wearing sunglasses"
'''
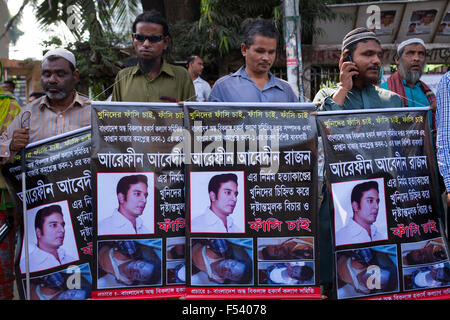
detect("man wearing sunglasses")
[112,11,195,103]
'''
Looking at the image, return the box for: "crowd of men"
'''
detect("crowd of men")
[0,9,449,300]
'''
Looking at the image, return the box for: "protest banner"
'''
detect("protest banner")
[184,102,321,299]
[1,127,93,300]
[91,102,186,299]
[317,108,450,300]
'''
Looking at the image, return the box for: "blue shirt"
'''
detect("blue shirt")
[313,85,403,111]
[436,71,450,191]
[381,79,430,108]
[208,66,298,102]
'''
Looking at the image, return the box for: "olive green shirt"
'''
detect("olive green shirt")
[112,60,196,102]
[313,85,403,111]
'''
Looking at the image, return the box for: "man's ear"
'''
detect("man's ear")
[118,192,125,205]
[73,69,80,83]
[394,55,400,66]
[351,201,359,213]
[241,42,247,57]
[209,191,217,202]
[36,228,42,240]
[163,36,170,51]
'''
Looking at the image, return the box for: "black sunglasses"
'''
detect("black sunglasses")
[133,33,165,43]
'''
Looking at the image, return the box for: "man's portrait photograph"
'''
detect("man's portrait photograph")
[23,263,92,300]
[190,171,245,234]
[401,237,449,267]
[257,237,314,261]
[19,200,79,274]
[258,261,315,286]
[190,238,253,285]
[332,178,388,246]
[403,261,450,291]
[97,172,155,236]
[335,245,399,299]
[97,239,162,289]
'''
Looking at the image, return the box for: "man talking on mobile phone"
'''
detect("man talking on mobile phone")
[312,27,404,298]
[313,27,403,111]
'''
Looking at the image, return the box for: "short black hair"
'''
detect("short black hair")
[351,180,379,206]
[208,173,238,196]
[242,19,278,48]
[116,174,148,199]
[297,265,314,281]
[132,10,169,36]
[187,55,199,66]
[3,80,15,90]
[35,204,63,232]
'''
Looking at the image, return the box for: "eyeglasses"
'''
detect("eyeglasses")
[133,33,165,43]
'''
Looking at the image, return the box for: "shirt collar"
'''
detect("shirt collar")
[131,59,175,78]
[402,79,421,88]
[38,91,84,111]
[348,218,378,238]
[31,244,66,265]
[113,208,144,230]
[203,207,234,228]
[232,66,280,89]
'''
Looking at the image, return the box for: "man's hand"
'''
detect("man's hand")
[331,54,359,106]
[9,128,29,151]
[338,54,359,91]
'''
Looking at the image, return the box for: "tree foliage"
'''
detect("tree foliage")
[7,0,377,97]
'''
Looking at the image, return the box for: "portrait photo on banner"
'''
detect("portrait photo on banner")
[97,239,162,289]
[96,172,155,236]
[23,263,93,300]
[19,200,79,274]
[189,171,246,234]
[258,261,315,286]
[257,237,315,261]
[166,236,186,285]
[401,237,449,267]
[190,238,253,286]
[335,244,399,299]
[331,177,388,247]
[402,261,450,291]
[257,237,315,286]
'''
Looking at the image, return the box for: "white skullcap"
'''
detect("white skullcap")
[42,48,76,68]
[397,38,425,56]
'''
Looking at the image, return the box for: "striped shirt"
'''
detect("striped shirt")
[0,92,91,161]
[436,71,450,191]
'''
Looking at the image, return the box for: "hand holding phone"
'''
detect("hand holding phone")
[340,53,358,89]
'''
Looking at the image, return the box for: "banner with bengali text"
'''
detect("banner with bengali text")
[91,102,186,300]
[317,108,450,300]
[184,102,321,299]
[1,127,93,300]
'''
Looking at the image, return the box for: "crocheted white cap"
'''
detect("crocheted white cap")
[397,38,425,55]
[43,48,76,68]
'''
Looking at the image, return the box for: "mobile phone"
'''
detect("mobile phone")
[343,54,357,80]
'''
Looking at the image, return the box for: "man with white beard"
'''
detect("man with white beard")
[381,38,436,115]
[0,48,90,162]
